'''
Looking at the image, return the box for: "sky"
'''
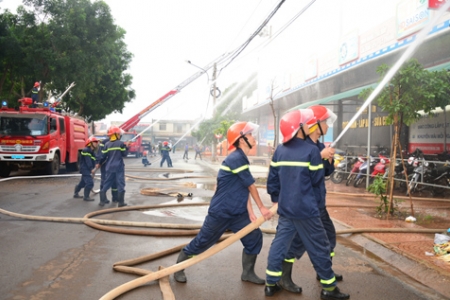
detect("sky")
[1,0,399,126]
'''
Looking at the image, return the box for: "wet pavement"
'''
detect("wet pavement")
[0,151,449,299]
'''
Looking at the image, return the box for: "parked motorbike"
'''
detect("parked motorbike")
[429,164,450,195]
[331,154,355,184]
[406,157,434,196]
[353,155,377,187]
[346,156,366,186]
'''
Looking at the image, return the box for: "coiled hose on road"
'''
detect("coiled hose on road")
[0,173,448,300]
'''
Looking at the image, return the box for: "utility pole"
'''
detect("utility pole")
[212,63,217,162]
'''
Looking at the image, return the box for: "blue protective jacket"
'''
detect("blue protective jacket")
[80,146,97,175]
[101,139,128,173]
[267,137,324,219]
[306,137,335,209]
[208,148,255,218]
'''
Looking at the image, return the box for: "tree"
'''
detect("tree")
[360,59,442,216]
[428,69,450,152]
[0,0,135,121]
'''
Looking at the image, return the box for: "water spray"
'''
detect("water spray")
[331,1,450,148]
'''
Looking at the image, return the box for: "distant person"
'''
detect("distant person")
[31,82,39,108]
[183,143,189,160]
[160,141,173,167]
[99,126,129,207]
[74,136,99,201]
[194,144,202,160]
[142,150,151,167]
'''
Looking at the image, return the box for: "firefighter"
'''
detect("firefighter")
[96,136,118,203]
[160,141,172,167]
[265,109,349,299]
[142,150,151,166]
[278,105,344,295]
[99,126,128,207]
[173,121,273,285]
[73,136,99,201]
[31,82,39,108]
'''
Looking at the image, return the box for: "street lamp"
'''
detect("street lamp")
[186,60,210,84]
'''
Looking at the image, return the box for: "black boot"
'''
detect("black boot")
[73,185,82,198]
[83,188,95,201]
[174,250,190,283]
[118,192,127,207]
[264,284,281,297]
[320,286,350,300]
[279,261,302,293]
[112,190,118,203]
[241,250,265,285]
[99,191,110,206]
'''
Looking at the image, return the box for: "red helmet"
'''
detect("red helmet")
[279,109,315,143]
[34,82,40,87]
[108,126,123,136]
[306,105,337,128]
[85,136,99,147]
[227,121,259,150]
[163,141,169,146]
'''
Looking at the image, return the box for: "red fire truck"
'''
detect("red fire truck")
[0,97,89,177]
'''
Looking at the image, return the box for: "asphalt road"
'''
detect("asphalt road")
[0,152,448,300]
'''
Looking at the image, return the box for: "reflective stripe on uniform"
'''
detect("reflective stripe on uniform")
[102,147,126,153]
[81,151,96,161]
[284,258,295,263]
[266,269,282,277]
[270,160,323,171]
[220,164,249,174]
[320,276,336,285]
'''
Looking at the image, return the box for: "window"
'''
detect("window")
[59,118,65,134]
[50,118,57,133]
[159,123,166,131]
[175,124,183,133]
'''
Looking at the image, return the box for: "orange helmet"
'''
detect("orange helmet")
[34,82,40,87]
[279,109,315,143]
[107,126,123,136]
[85,136,99,147]
[227,121,259,150]
[306,105,337,128]
[163,141,169,146]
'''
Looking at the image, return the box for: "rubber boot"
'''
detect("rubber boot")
[320,286,350,300]
[83,188,95,201]
[174,250,190,283]
[279,261,302,293]
[118,192,127,207]
[73,185,82,198]
[112,190,118,203]
[99,191,110,206]
[241,250,265,285]
[264,284,281,297]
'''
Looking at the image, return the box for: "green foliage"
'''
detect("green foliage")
[0,0,135,121]
[368,175,398,215]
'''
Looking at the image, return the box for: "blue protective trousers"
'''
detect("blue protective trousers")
[184,213,262,256]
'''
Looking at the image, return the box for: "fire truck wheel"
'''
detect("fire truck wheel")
[46,153,60,175]
[0,163,11,178]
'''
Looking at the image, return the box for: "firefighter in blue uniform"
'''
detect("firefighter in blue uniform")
[173,121,273,285]
[160,141,172,167]
[73,136,99,201]
[31,82,39,108]
[96,136,118,203]
[99,126,128,207]
[264,109,349,300]
[277,106,345,297]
